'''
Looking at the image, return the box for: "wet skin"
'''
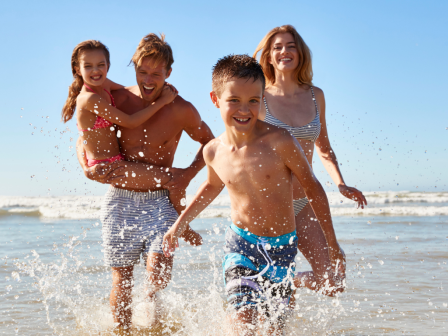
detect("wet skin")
[78,58,214,329]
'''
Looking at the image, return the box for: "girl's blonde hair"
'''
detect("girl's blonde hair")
[61,40,110,123]
[253,25,313,87]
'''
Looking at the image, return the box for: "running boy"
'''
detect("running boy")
[163,55,345,335]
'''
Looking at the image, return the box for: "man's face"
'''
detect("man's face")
[136,57,172,102]
[210,77,263,134]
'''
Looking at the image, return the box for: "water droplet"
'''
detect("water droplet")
[117,130,121,138]
[378,260,384,265]
[110,126,115,131]
[138,152,144,157]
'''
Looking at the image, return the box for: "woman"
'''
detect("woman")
[254,25,367,295]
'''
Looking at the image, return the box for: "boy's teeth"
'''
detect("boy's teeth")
[144,86,154,90]
[236,118,249,121]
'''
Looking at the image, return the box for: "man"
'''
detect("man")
[77,33,214,329]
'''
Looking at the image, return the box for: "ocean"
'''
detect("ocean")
[1,191,447,335]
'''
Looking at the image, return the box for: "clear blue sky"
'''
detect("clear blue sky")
[1,0,447,196]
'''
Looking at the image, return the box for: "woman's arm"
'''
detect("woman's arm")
[313,87,367,208]
[77,84,177,129]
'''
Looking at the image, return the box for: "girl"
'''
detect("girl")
[254,25,367,295]
[62,39,177,190]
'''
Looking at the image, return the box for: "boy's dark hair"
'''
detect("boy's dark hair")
[212,54,265,97]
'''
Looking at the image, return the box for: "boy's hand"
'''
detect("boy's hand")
[158,83,178,106]
[163,227,179,257]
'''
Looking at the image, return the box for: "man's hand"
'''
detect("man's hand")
[163,227,179,257]
[84,161,125,184]
[164,167,194,193]
[338,185,367,209]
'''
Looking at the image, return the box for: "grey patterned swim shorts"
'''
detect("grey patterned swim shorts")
[100,186,178,268]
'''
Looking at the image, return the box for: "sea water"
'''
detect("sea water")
[1,192,447,335]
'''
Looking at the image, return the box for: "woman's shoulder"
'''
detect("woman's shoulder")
[310,85,324,98]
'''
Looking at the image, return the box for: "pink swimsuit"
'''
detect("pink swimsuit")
[78,83,124,167]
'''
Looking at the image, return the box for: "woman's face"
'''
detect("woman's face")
[76,49,108,87]
[269,33,299,73]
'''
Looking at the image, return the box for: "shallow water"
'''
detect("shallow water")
[1,203,448,335]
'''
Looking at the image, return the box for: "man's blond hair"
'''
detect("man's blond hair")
[130,33,174,70]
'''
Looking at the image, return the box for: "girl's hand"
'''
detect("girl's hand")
[338,185,367,209]
[158,83,178,106]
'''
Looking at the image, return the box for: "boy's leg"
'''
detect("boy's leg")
[110,266,134,328]
[294,203,344,295]
[228,307,257,336]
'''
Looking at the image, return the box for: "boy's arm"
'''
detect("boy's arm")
[278,132,345,273]
[163,159,224,256]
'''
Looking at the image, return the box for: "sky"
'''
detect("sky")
[0,0,447,197]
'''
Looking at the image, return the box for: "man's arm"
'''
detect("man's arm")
[278,132,345,273]
[76,138,172,188]
[164,102,215,192]
[163,146,224,256]
[76,137,124,183]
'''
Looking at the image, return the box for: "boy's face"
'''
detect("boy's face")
[210,77,263,133]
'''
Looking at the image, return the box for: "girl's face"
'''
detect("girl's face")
[269,33,299,73]
[75,49,108,87]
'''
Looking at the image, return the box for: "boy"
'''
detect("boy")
[163,55,345,335]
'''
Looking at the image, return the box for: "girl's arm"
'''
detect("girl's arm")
[78,84,177,129]
[313,87,367,208]
[163,157,225,256]
[104,78,125,91]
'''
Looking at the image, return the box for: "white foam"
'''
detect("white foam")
[1,191,447,219]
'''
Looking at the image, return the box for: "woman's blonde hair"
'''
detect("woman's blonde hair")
[253,25,313,87]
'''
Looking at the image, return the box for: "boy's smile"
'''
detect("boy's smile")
[211,77,263,134]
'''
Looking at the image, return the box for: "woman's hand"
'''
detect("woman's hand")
[338,185,367,209]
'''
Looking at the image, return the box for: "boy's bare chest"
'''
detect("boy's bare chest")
[214,149,287,189]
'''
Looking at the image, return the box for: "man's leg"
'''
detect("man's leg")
[145,252,174,323]
[110,266,134,329]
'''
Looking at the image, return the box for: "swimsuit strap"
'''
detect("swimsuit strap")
[310,86,319,114]
[83,83,116,107]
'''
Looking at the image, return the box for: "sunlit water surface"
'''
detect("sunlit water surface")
[1,211,448,335]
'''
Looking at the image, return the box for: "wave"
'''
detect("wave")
[1,191,447,219]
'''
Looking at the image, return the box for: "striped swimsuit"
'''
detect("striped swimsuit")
[264,86,321,216]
